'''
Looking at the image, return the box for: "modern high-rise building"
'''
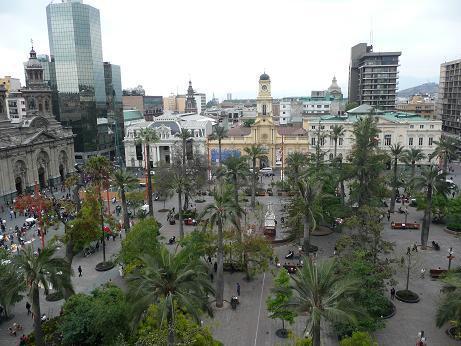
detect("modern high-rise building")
[46,0,122,162]
[348,43,401,111]
[437,58,461,138]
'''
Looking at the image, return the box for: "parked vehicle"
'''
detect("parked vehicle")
[259,167,274,176]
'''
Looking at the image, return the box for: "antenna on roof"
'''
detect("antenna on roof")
[369,16,374,47]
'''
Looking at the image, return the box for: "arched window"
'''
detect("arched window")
[38,103,43,112]
[0,100,3,114]
[45,100,49,111]
[262,104,267,116]
[28,98,36,110]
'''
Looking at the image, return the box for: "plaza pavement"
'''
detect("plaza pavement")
[1,163,461,345]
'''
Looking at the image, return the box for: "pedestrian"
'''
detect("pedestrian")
[387,210,391,221]
[453,191,456,198]
[390,287,395,300]
[78,265,82,277]
[210,272,214,282]
[213,262,217,273]
[95,241,100,251]
[25,301,31,315]
[207,255,212,264]
[13,210,16,218]
[236,282,241,296]
[112,234,116,241]
[421,268,426,279]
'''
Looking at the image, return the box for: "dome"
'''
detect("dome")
[328,76,341,93]
[26,48,42,68]
[260,72,270,81]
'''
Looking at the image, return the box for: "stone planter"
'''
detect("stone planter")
[446,326,461,341]
[395,289,420,303]
[444,227,461,236]
[381,301,396,319]
[95,261,115,272]
[46,291,63,302]
[275,328,289,338]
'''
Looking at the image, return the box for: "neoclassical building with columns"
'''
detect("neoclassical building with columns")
[0,48,75,203]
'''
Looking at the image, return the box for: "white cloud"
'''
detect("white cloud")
[0,0,460,99]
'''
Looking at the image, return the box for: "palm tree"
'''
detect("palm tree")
[218,156,248,211]
[136,127,160,217]
[436,272,461,331]
[330,124,345,159]
[127,245,214,346]
[176,129,194,210]
[16,242,73,346]
[286,258,359,346]
[430,136,459,173]
[244,145,267,208]
[200,185,242,307]
[209,126,228,168]
[112,169,138,232]
[388,143,405,213]
[286,152,307,182]
[402,148,426,179]
[168,168,187,240]
[295,175,324,253]
[85,156,113,266]
[413,165,451,248]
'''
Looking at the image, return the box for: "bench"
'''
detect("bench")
[430,269,447,279]
[391,222,420,230]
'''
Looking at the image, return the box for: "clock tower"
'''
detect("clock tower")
[257,72,273,117]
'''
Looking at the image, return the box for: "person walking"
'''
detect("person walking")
[387,210,391,221]
[78,265,82,277]
[236,282,241,296]
[25,302,31,315]
[421,268,426,279]
[390,287,396,300]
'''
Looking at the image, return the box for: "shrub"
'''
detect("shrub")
[340,331,377,346]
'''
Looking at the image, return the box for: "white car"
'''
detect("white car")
[259,167,274,176]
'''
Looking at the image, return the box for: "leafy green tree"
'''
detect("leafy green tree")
[200,185,241,307]
[286,152,308,184]
[243,119,255,127]
[179,230,217,262]
[167,167,187,239]
[0,249,24,318]
[348,115,387,207]
[413,165,451,248]
[209,125,228,167]
[436,272,461,333]
[126,190,145,217]
[244,144,267,208]
[136,127,160,217]
[330,124,346,159]
[112,169,138,231]
[286,258,360,346]
[119,218,160,274]
[127,246,214,346]
[345,101,359,111]
[236,234,272,280]
[136,305,222,346]
[430,136,459,173]
[388,143,405,213]
[402,148,426,179]
[59,284,129,345]
[340,331,378,346]
[16,241,73,346]
[267,268,296,335]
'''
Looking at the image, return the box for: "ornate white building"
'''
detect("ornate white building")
[123,112,214,168]
[0,48,75,203]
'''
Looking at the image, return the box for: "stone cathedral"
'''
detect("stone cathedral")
[0,48,75,203]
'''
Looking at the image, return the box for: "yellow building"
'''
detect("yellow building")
[208,73,309,169]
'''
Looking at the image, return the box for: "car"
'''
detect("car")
[259,167,274,176]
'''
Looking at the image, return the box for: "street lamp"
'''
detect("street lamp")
[448,247,455,270]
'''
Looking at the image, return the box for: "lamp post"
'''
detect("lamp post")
[448,247,455,270]
[406,247,412,291]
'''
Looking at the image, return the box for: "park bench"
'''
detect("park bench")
[429,269,447,279]
[391,222,420,230]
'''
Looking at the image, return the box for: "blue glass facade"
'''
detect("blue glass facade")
[46,0,112,157]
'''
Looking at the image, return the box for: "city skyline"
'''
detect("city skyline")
[1,0,460,100]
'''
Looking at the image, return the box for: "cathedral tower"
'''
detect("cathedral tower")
[184,80,198,114]
[256,72,273,118]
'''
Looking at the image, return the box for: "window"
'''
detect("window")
[420,124,424,129]
[317,105,321,108]
[409,137,413,146]
[320,125,325,129]
[325,105,329,108]
[311,137,316,145]
[311,126,316,129]
[410,125,414,129]
[262,104,267,115]
[330,125,333,129]
[429,137,433,146]
[320,138,325,146]
[384,134,391,146]
[339,138,343,146]
[419,137,423,146]
[430,125,434,129]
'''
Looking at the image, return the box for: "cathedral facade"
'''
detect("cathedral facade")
[0,48,75,203]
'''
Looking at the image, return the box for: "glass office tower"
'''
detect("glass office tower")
[46,0,111,161]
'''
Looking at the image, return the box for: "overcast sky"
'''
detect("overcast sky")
[1,0,460,100]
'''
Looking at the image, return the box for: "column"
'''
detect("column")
[156,145,161,165]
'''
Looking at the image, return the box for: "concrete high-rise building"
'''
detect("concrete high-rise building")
[348,43,401,111]
[194,93,206,115]
[437,58,461,138]
[46,0,122,162]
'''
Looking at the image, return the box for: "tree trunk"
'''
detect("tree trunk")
[312,320,321,346]
[178,191,184,240]
[100,196,106,263]
[31,286,44,346]
[218,139,222,168]
[72,184,81,212]
[340,179,346,205]
[411,162,416,180]
[121,188,130,231]
[146,145,154,217]
[184,191,189,211]
[421,185,433,249]
[167,305,175,346]
[334,139,337,159]
[443,155,448,173]
[303,215,310,253]
[251,158,256,208]
[63,233,75,300]
[216,221,224,307]
[406,255,411,291]
[390,157,398,213]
